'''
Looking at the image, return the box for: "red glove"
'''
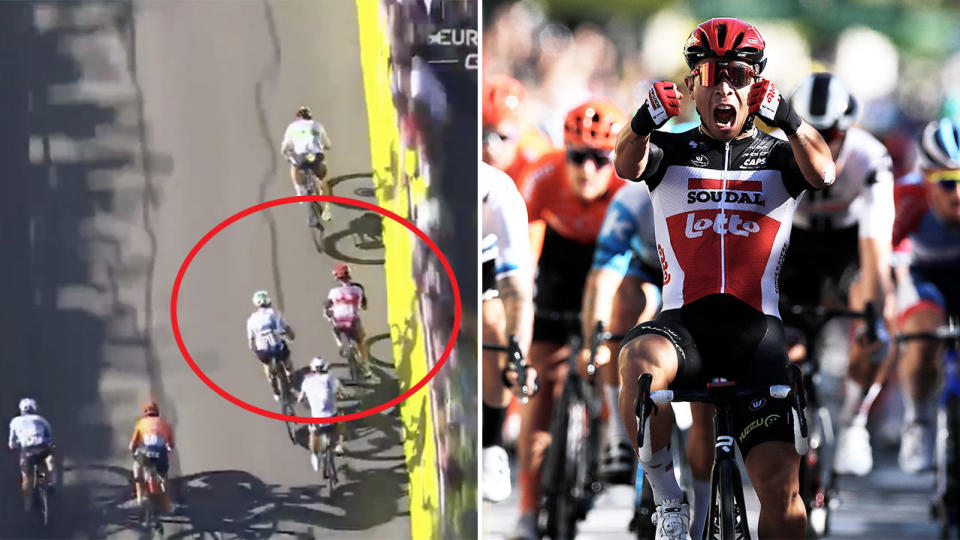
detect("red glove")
[748,79,802,135]
[631,81,682,136]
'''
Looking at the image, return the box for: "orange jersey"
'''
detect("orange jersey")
[520,150,626,252]
[503,127,555,184]
[130,416,174,451]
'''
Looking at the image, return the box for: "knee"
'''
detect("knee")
[619,335,676,387]
[752,457,800,510]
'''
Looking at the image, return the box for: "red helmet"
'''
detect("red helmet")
[482,74,525,128]
[142,399,159,417]
[683,18,766,72]
[563,99,626,151]
[332,263,350,279]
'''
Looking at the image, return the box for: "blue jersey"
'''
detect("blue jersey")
[9,414,54,449]
[591,181,660,284]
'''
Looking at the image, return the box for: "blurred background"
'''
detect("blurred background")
[483,0,960,178]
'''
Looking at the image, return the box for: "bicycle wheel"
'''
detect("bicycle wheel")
[541,378,585,539]
[326,447,338,496]
[936,394,960,537]
[631,477,656,540]
[33,470,49,526]
[707,459,749,540]
[347,342,360,383]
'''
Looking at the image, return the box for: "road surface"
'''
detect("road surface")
[0,1,410,537]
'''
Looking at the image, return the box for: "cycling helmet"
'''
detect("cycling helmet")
[296,106,312,120]
[310,356,329,372]
[252,290,272,307]
[684,17,767,73]
[142,399,159,417]
[18,398,37,415]
[790,73,859,132]
[332,263,350,280]
[918,118,960,170]
[482,74,525,128]
[563,99,626,151]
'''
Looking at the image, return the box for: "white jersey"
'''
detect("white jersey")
[792,127,894,240]
[327,282,365,327]
[246,307,290,352]
[8,414,54,449]
[299,372,343,418]
[280,118,332,158]
[481,162,530,280]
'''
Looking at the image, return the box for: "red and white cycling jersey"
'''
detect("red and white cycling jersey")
[635,127,813,317]
[327,282,366,328]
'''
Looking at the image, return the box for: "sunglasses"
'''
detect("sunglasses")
[927,169,960,191]
[566,148,613,167]
[690,60,758,89]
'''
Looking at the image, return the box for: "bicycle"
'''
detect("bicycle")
[537,311,604,539]
[483,334,537,401]
[781,302,880,537]
[319,421,344,498]
[337,328,363,385]
[23,455,51,526]
[895,317,960,538]
[269,354,298,442]
[137,454,166,536]
[635,365,809,540]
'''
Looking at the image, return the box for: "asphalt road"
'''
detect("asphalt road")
[0,1,409,537]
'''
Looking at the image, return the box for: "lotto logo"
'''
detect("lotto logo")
[765,87,777,104]
[657,244,671,285]
[684,212,760,238]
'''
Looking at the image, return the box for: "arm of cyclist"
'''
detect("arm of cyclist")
[315,122,332,151]
[579,268,624,371]
[128,421,141,454]
[615,81,682,180]
[7,419,17,450]
[748,79,836,188]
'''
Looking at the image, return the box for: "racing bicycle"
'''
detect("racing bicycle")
[482,334,537,401]
[337,327,363,384]
[136,452,166,536]
[895,317,960,538]
[269,354,298,443]
[24,453,51,527]
[635,364,809,540]
[295,152,328,250]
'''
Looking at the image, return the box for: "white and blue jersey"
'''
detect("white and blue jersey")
[9,414,53,450]
[481,162,531,299]
[246,307,290,354]
[591,181,661,286]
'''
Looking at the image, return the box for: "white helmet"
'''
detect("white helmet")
[19,398,37,414]
[252,290,271,307]
[790,73,859,132]
[310,356,329,372]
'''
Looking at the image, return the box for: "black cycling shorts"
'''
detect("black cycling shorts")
[482,258,498,301]
[137,450,170,477]
[19,445,51,475]
[622,294,794,457]
[532,225,595,344]
[255,343,291,366]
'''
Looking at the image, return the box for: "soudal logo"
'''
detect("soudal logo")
[685,212,760,238]
[686,178,765,205]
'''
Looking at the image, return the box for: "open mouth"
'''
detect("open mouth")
[713,104,736,129]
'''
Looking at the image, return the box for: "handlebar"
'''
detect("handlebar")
[785,302,879,336]
[484,335,537,398]
[587,321,626,376]
[896,321,960,344]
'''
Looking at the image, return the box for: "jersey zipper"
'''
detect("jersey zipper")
[720,140,730,293]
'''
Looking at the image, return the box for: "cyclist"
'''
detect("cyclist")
[129,399,175,511]
[614,17,835,539]
[298,357,348,471]
[8,398,55,502]
[782,73,896,476]
[480,161,537,503]
[891,118,960,473]
[511,98,627,539]
[482,74,554,183]
[325,263,374,381]
[281,106,333,222]
[247,290,297,402]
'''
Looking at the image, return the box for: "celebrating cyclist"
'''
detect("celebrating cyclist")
[482,74,554,183]
[511,98,627,539]
[480,161,537,503]
[281,106,333,221]
[891,118,960,473]
[325,263,374,381]
[129,400,175,511]
[780,73,896,477]
[8,398,56,502]
[614,18,835,539]
[298,357,348,471]
[247,290,297,402]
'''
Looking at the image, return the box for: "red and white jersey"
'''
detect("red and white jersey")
[327,282,365,326]
[635,127,814,317]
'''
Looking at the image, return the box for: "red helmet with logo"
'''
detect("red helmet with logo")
[332,263,350,279]
[563,99,626,151]
[683,18,766,72]
[482,74,526,128]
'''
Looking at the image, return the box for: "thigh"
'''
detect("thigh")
[621,314,700,389]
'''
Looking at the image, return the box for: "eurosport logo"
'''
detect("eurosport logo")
[684,212,761,238]
[687,178,766,206]
[425,28,478,70]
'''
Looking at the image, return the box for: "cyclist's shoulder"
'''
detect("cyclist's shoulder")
[518,149,566,195]
[843,126,889,156]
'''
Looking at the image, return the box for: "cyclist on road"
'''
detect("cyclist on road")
[780,73,896,477]
[129,399,175,511]
[8,398,55,503]
[281,106,333,221]
[511,98,627,539]
[298,357,348,472]
[247,290,297,402]
[482,74,554,184]
[614,17,835,540]
[891,118,960,473]
[480,161,537,503]
[325,263,374,381]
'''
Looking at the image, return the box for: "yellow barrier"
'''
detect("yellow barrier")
[355,2,440,538]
